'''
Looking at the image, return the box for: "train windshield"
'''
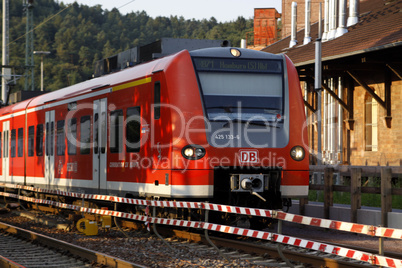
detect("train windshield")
[193,57,284,124]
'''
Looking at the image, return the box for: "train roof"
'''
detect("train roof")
[190,47,283,60]
[1,47,285,116]
[2,49,184,115]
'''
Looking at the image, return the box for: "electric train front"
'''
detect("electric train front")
[187,47,309,209]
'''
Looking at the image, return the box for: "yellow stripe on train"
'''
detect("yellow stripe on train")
[112,77,152,92]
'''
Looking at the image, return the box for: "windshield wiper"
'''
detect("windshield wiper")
[206,106,235,113]
[220,119,281,128]
[207,106,281,114]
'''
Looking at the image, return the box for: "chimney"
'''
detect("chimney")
[303,0,312,45]
[327,0,338,40]
[347,0,359,27]
[322,0,329,41]
[289,2,298,48]
[336,0,348,37]
[240,39,247,48]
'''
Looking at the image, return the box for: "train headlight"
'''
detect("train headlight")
[182,145,206,160]
[290,146,305,161]
[230,48,241,57]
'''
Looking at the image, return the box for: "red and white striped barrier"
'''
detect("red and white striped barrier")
[149,200,202,209]
[3,182,402,240]
[201,222,402,268]
[2,188,402,267]
[0,191,149,223]
[149,218,200,229]
[275,211,375,235]
[202,203,273,217]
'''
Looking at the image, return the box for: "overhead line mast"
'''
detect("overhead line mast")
[2,0,10,103]
[24,0,35,91]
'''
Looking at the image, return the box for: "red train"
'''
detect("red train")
[0,47,308,210]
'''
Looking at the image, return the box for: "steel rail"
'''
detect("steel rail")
[0,221,145,268]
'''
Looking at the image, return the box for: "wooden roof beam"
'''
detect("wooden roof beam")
[347,70,392,128]
[304,99,316,113]
[386,64,402,80]
[346,70,386,109]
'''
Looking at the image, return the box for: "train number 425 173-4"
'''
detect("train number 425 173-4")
[215,134,240,140]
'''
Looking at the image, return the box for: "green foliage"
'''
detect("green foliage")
[3,0,253,92]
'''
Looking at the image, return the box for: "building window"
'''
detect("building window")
[365,93,378,151]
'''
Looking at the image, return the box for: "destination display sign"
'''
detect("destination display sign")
[193,57,282,73]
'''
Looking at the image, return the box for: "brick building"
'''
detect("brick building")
[262,0,402,166]
[253,8,281,48]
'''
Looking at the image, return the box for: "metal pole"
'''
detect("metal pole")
[33,51,50,92]
[338,77,343,163]
[2,0,10,103]
[315,3,323,165]
[40,54,44,91]
[24,0,35,91]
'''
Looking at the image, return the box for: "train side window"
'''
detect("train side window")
[45,123,49,156]
[18,128,23,157]
[11,129,16,158]
[80,116,91,155]
[3,131,8,158]
[68,118,77,155]
[154,82,160,120]
[28,126,34,157]
[57,120,65,156]
[101,112,106,154]
[110,110,123,153]
[36,124,43,156]
[51,122,54,156]
[3,130,10,157]
[47,122,54,156]
[94,113,98,154]
[126,107,141,153]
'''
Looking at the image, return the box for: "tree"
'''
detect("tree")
[6,0,254,92]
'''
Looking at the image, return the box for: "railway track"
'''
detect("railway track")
[2,203,402,267]
[155,226,376,268]
[0,221,143,268]
[0,231,89,268]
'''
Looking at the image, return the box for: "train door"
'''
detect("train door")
[93,98,107,191]
[2,121,10,182]
[45,110,55,187]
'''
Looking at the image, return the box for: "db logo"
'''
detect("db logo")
[239,150,259,163]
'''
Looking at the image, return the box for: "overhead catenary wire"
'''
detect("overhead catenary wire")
[7,4,72,48]
[8,1,135,48]
[117,0,136,10]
